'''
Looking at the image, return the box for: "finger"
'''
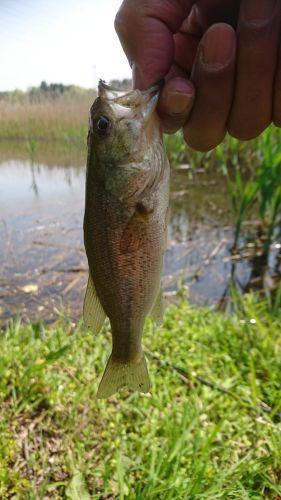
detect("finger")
[173,32,200,75]
[273,34,281,126]
[157,77,195,134]
[228,0,281,140]
[173,0,240,75]
[184,23,236,152]
[115,0,194,89]
[196,0,241,29]
[273,46,281,127]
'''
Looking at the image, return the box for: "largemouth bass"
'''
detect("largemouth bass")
[83,80,170,398]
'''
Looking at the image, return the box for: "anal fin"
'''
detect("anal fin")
[149,287,164,326]
[83,273,106,334]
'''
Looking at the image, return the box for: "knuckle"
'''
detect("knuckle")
[227,122,268,141]
[114,11,126,37]
[114,2,131,40]
[183,128,224,152]
[226,124,243,140]
[162,122,181,134]
[273,117,281,128]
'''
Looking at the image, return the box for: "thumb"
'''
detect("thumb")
[115,0,195,89]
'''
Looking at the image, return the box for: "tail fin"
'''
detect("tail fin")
[97,354,151,399]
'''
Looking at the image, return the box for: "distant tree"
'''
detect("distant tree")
[0,82,94,103]
[40,81,48,92]
[109,78,132,90]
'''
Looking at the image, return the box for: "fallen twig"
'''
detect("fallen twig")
[145,348,281,423]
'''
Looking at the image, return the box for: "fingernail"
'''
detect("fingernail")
[201,24,234,69]
[244,0,276,24]
[165,91,193,115]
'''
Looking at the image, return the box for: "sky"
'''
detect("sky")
[0,0,131,91]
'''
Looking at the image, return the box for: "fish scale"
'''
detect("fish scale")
[83,81,170,398]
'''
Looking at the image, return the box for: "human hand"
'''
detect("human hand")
[115,0,281,151]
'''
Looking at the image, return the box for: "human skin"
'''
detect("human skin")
[115,0,281,151]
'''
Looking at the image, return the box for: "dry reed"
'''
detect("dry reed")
[0,90,97,141]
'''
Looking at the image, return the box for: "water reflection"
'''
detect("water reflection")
[0,153,280,324]
[30,163,39,196]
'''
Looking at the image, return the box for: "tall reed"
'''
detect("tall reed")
[0,90,96,142]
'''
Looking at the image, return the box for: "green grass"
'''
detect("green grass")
[165,124,281,171]
[166,126,281,258]
[0,138,87,167]
[1,295,281,499]
[216,128,281,253]
[0,120,88,144]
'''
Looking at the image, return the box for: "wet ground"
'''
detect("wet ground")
[1,142,280,324]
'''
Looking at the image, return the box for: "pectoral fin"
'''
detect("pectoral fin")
[83,273,106,334]
[150,287,164,326]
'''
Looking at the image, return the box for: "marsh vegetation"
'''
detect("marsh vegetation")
[0,83,280,498]
[1,296,281,498]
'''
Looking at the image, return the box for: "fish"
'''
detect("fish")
[83,80,170,398]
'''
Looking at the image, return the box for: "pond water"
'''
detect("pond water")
[0,143,280,324]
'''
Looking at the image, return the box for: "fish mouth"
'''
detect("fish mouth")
[98,80,161,124]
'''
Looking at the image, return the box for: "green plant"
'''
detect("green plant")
[0,295,280,498]
[218,127,281,257]
[26,137,38,162]
[226,167,259,249]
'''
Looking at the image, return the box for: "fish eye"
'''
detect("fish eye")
[96,115,110,135]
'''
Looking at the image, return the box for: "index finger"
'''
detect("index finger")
[115,0,194,89]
